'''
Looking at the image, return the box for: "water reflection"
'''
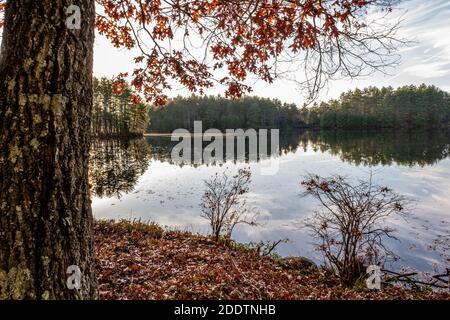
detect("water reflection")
[145,129,450,167]
[89,132,304,197]
[306,130,450,167]
[89,139,152,198]
[90,129,450,198]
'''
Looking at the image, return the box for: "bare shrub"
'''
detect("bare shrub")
[201,168,258,241]
[301,174,408,286]
[248,239,289,257]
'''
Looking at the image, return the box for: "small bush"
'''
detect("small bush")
[301,174,408,287]
[201,168,259,241]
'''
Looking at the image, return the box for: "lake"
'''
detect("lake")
[91,130,450,273]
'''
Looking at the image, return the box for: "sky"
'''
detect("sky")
[93,0,450,105]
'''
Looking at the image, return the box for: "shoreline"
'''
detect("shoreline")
[95,219,449,300]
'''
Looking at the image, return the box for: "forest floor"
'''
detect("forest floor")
[95,220,450,300]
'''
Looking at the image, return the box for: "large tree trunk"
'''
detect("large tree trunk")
[0,0,97,299]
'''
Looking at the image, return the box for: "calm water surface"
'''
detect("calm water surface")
[91,130,450,272]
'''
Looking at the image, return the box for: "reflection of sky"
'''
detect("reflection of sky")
[93,144,450,273]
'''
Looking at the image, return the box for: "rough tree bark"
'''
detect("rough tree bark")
[0,0,97,299]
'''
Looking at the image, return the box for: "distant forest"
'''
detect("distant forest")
[91,81,450,135]
[148,85,450,132]
[93,77,149,137]
[148,95,301,132]
[302,85,450,129]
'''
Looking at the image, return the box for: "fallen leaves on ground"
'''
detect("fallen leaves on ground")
[95,220,449,300]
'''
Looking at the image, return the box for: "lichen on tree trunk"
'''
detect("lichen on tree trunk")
[0,0,97,299]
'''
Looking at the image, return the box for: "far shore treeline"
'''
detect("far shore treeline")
[92,77,450,136]
[148,95,301,132]
[92,77,149,137]
[305,85,450,129]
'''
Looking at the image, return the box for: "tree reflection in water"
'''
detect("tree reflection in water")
[89,139,152,198]
[302,129,450,167]
[89,129,450,197]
